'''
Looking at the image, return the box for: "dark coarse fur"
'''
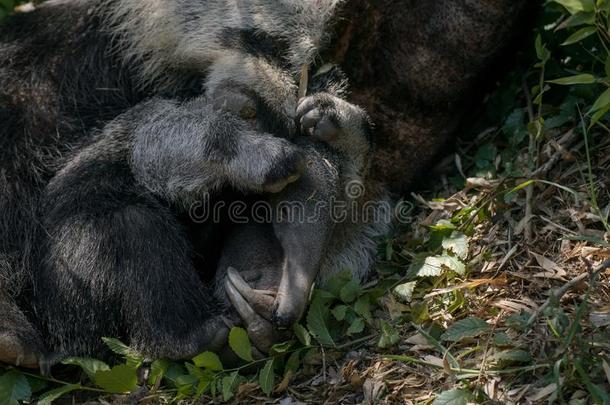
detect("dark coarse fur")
[0,1,256,360]
[0,0,381,361]
[0,1,217,359]
[329,0,534,193]
[0,0,534,362]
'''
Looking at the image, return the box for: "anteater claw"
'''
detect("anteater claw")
[226,267,276,321]
[224,269,277,353]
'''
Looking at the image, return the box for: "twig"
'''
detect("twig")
[320,345,327,384]
[384,355,550,376]
[526,258,610,327]
[497,245,519,272]
[335,333,376,350]
[522,78,535,123]
[531,130,579,178]
[298,64,309,99]
[522,77,536,242]
[19,371,107,393]
[476,310,504,387]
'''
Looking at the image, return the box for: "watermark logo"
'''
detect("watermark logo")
[189,180,415,225]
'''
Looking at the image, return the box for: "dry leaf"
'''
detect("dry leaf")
[493,299,537,314]
[526,382,559,402]
[422,355,444,368]
[590,310,610,327]
[362,378,385,404]
[603,360,610,386]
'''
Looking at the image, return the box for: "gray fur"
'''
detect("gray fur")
[102,0,387,330]
[103,0,343,83]
[101,0,387,325]
[0,0,390,365]
[128,97,305,205]
[103,0,389,330]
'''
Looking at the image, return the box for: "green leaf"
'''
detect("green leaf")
[442,232,469,259]
[174,374,197,396]
[324,269,352,297]
[561,26,596,45]
[443,254,466,275]
[377,320,400,349]
[339,279,361,303]
[306,296,335,347]
[0,0,13,16]
[506,180,535,198]
[221,371,239,401]
[605,53,610,77]
[94,364,138,393]
[415,254,466,277]
[193,351,223,371]
[293,323,312,346]
[429,219,456,232]
[25,376,47,395]
[527,117,545,138]
[589,88,610,113]
[414,256,444,277]
[195,372,215,397]
[148,359,171,386]
[393,281,417,303]
[354,296,373,322]
[185,362,207,379]
[490,349,532,364]
[62,357,110,381]
[0,370,31,405]
[590,104,610,127]
[548,73,596,85]
[433,388,473,405]
[492,332,512,347]
[37,384,81,405]
[475,143,497,161]
[210,376,218,398]
[331,305,348,321]
[441,317,490,342]
[552,0,594,14]
[413,325,459,368]
[574,359,610,404]
[269,341,292,356]
[535,34,551,63]
[346,317,365,335]
[229,327,254,362]
[101,337,143,367]
[502,108,527,145]
[284,351,301,375]
[101,337,131,356]
[558,11,596,28]
[163,363,188,386]
[258,359,275,396]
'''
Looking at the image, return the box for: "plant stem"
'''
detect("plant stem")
[20,371,107,393]
[384,355,550,376]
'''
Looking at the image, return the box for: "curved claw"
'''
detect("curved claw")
[224,271,277,353]
[226,267,276,321]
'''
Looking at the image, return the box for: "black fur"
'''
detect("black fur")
[218,28,291,69]
[0,0,372,361]
[0,2,299,360]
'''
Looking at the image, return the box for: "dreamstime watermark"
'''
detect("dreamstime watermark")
[189,180,415,225]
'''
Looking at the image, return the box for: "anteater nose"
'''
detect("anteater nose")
[271,311,297,329]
